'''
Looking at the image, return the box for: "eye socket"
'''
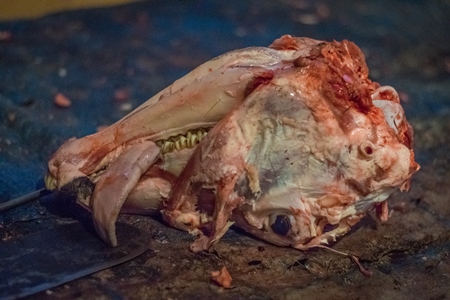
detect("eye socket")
[269,214,292,236]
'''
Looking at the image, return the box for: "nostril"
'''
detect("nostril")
[359,141,376,159]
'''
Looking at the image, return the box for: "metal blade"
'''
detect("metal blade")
[0,222,149,299]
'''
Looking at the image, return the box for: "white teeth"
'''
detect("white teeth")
[45,173,57,190]
[175,136,187,151]
[156,128,208,154]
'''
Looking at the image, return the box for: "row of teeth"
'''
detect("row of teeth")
[155,128,209,154]
[44,128,209,190]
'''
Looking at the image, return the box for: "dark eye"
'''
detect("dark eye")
[270,215,291,236]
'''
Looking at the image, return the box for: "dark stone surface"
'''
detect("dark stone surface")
[0,0,449,299]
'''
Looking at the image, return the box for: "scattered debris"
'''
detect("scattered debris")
[114,88,130,102]
[58,68,67,77]
[54,93,72,108]
[119,102,133,112]
[295,13,319,25]
[398,91,409,103]
[0,30,12,42]
[211,266,232,289]
[316,4,330,19]
[445,57,450,73]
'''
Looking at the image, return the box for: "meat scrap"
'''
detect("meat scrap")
[211,266,232,288]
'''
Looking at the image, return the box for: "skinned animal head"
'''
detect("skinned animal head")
[45,35,418,250]
[162,36,419,251]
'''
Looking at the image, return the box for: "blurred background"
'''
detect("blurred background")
[0,0,449,298]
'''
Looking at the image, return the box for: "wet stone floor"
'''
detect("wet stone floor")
[0,0,449,299]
